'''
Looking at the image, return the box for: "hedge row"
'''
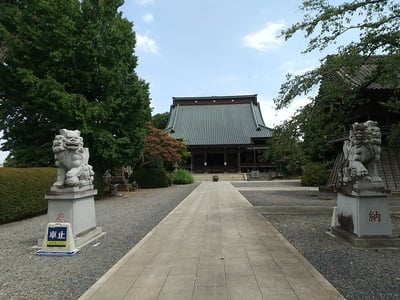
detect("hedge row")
[130,168,171,188]
[0,168,56,224]
[0,167,195,223]
[129,168,195,189]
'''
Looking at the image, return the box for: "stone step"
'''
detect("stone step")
[192,173,246,182]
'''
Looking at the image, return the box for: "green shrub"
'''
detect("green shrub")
[130,168,170,188]
[171,169,194,185]
[301,162,329,186]
[0,168,56,224]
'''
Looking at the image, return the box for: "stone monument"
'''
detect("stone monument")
[40,129,104,249]
[332,121,399,247]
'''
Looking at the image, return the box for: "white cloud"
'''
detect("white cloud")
[258,96,310,128]
[136,34,159,55]
[243,21,285,51]
[142,13,154,23]
[136,0,155,5]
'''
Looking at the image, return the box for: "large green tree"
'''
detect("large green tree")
[276,0,400,109]
[151,112,170,129]
[273,0,400,161]
[264,118,306,176]
[0,0,151,171]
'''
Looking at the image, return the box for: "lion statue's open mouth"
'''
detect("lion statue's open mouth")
[65,141,79,150]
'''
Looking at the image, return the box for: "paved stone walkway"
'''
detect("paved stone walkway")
[79,181,344,300]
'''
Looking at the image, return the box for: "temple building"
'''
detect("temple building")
[165,94,273,173]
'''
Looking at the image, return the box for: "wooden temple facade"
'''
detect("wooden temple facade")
[165,95,273,173]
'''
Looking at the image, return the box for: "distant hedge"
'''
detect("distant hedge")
[0,168,56,224]
[301,162,329,186]
[130,168,171,188]
[171,169,194,185]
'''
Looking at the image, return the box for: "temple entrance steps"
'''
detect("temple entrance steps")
[192,173,246,182]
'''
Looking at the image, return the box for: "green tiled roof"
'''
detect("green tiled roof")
[166,97,273,146]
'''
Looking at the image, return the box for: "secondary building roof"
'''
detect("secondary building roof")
[330,55,399,90]
[165,94,273,146]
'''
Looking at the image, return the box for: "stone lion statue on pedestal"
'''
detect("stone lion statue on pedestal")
[339,120,382,188]
[52,129,94,188]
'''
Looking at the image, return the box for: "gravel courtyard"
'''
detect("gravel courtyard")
[0,184,199,300]
[1,180,400,299]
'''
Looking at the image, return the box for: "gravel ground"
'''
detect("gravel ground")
[0,183,199,300]
[234,181,400,300]
[3,180,400,300]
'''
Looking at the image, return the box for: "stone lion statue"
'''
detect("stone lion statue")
[340,120,382,184]
[52,129,94,188]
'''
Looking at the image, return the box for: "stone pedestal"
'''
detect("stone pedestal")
[331,121,400,247]
[336,193,392,237]
[331,191,400,248]
[41,186,104,248]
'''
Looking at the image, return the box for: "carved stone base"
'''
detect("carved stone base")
[338,180,388,197]
[74,226,105,247]
[36,188,105,249]
[336,193,392,237]
[49,185,94,193]
[330,227,400,248]
[45,188,98,237]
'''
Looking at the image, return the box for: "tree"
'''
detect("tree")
[152,112,170,129]
[265,119,306,176]
[0,0,151,171]
[140,123,190,171]
[273,0,400,163]
[275,0,400,109]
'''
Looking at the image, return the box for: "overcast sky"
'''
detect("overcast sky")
[120,0,326,128]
